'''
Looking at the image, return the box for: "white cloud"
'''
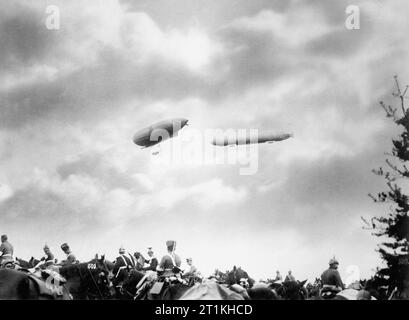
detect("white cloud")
[0,183,13,202]
[227,8,336,47]
[121,12,223,73]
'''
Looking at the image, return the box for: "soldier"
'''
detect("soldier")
[321,257,345,292]
[157,240,181,277]
[142,247,158,272]
[113,246,134,278]
[285,270,296,282]
[274,270,283,282]
[112,246,135,294]
[60,243,78,266]
[183,258,198,277]
[0,235,14,267]
[38,244,55,269]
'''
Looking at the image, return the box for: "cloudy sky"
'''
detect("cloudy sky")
[1,0,408,282]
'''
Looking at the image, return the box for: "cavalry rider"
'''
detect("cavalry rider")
[37,244,55,269]
[321,257,345,293]
[183,257,199,278]
[274,270,283,282]
[0,234,14,267]
[113,246,135,279]
[60,243,78,266]
[157,240,181,277]
[285,270,296,282]
[142,247,158,272]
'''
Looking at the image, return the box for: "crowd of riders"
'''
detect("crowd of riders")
[1,234,346,298]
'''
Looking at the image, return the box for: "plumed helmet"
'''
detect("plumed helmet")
[43,244,50,250]
[329,257,339,265]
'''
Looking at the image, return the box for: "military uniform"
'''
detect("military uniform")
[0,240,14,266]
[320,258,345,298]
[112,250,135,291]
[143,256,159,271]
[60,243,78,266]
[157,240,181,277]
[41,252,55,268]
[113,253,135,278]
[321,268,344,289]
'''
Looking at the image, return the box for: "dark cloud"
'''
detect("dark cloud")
[306,27,372,58]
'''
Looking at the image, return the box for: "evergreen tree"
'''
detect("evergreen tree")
[364,76,409,299]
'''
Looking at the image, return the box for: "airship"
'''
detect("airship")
[133,118,189,148]
[211,132,293,146]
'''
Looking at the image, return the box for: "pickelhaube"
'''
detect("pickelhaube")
[329,257,339,265]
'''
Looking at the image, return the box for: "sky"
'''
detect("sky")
[1,0,408,283]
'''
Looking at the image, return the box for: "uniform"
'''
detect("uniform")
[41,252,55,268]
[60,253,77,266]
[0,240,14,265]
[113,253,135,278]
[184,265,198,277]
[143,257,158,271]
[60,243,78,266]
[321,268,344,289]
[158,252,182,276]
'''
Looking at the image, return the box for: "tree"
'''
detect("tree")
[363,75,409,299]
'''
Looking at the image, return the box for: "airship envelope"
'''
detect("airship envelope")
[211,132,293,146]
[133,118,189,148]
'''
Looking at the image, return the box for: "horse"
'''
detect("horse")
[15,257,41,269]
[270,279,308,300]
[114,268,146,299]
[306,278,322,299]
[0,269,70,300]
[179,281,245,300]
[247,282,280,300]
[57,255,112,299]
[225,266,255,288]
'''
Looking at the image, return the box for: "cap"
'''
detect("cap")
[61,243,69,250]
[166,240,176,247]
[119,245,125,254]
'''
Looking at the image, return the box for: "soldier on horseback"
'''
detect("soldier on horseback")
[142,247,158,272]
[285,270,296,282]
[320,257,345,299]
[60,243,78,266]
[183,258,201,285]
[0,235,14,268]
[157,240,181,277]
[274,270,283,282]
[37,244,55,269]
